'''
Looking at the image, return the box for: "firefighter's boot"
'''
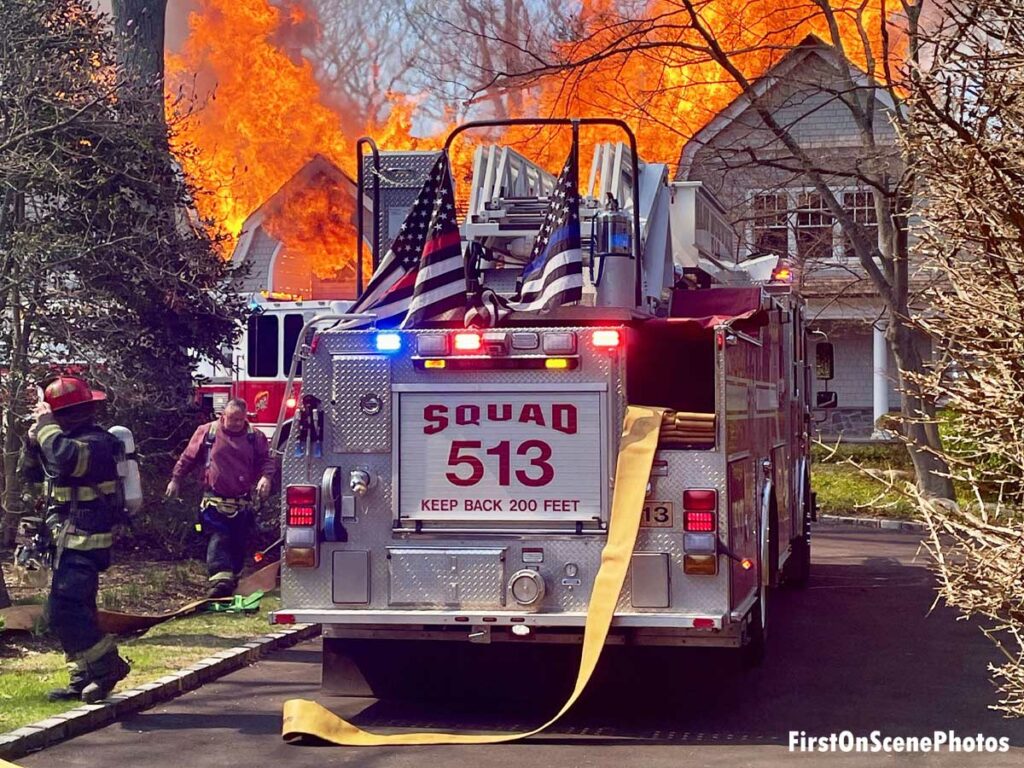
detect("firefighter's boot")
[206,578,236,599]
[80,650,130,704]
[46,665,89,702]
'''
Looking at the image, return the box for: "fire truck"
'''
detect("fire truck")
[270,119,829,690]
[195,297,353,435]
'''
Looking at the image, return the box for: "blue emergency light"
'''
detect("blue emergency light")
[375,332,401,352]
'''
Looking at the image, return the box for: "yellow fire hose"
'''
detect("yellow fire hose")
[281,404,664,746]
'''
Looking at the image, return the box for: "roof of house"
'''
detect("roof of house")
[676,34,898,180]
[240,154,356,233]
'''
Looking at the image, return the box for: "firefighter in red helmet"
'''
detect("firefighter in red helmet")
[20,376,130,703]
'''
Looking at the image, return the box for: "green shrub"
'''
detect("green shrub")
[811,441,912,469]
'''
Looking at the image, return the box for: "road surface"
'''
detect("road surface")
[18,527,1024,766]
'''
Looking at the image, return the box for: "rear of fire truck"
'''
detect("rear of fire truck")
[270,120,815,690]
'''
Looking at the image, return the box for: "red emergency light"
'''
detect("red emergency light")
[453,332,482,352]
[592,330,621,348]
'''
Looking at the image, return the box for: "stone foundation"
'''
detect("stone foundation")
[813,407,876,439]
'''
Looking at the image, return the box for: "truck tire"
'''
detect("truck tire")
[742,592,766,668]
[784,476,812,587]
[767,496,780,588]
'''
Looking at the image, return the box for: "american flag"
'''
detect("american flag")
[349,152,462,327]
[505,145,583,312]
[402,155,466,328]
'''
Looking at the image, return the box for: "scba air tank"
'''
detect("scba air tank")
[108,425,143,513]
[593,195,636,308]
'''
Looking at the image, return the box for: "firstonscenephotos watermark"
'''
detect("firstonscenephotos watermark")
[788,731,1011,754]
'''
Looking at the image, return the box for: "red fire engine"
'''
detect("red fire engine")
[268,119,833,694]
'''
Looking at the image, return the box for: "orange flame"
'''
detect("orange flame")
[166,0,901,299]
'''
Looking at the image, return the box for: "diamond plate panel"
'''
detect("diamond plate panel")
[387,547,506,608]
[364,152,437,253]
[330,355,391,453]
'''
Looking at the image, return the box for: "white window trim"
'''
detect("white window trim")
[744,185,884,265]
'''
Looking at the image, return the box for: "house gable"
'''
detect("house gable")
[677,36,900,185]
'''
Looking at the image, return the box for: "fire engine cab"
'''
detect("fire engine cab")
[195,296,352,434]
[271,119,830,691]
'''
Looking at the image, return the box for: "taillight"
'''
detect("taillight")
[684,511,715,532]
[683,489,717,531]
[285,484,318,568]
[286,484,317,527]
[684,489,718,574]
[453,332,482,352]
[592,329,621,348]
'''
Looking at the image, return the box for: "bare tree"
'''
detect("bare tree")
[903,0,1024,716]
[405,0,579,122]
[307,0,417,133]
[445,0,953,497]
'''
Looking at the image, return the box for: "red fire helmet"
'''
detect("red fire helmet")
[42,377,107,413]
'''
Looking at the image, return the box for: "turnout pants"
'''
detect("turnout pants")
[203,505,253,589]
[48,547,116,666]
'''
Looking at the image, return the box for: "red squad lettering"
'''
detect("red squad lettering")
[456,404,481,426]
[487,403,512,421]
[423,404,448,434]
[422,402,578,436]
[552,404,577,435]
[519,403,545,427]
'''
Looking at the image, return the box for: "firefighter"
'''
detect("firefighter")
[165,398,275,598]
[21,377,131,703]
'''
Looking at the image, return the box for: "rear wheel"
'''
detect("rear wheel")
[742,591,766,667]
[785,476,812,587]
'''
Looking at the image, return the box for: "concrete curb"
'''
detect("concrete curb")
[814,513,927,533]
[0,623,320,762]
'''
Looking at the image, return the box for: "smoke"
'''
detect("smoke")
[167,0,201,53]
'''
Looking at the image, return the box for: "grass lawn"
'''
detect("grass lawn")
[811,441,919,520]
[0,559,281,734]
[812,463,919,519]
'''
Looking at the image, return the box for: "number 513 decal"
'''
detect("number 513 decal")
[446,440,554,487]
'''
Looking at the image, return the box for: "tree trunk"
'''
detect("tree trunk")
[887,318,955,499]
[112,0,168,122]
[1,416,25,548]
[0,567,10,610]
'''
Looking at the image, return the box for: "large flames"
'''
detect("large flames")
[165,0,900,299]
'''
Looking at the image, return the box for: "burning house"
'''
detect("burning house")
[230,155,368,301]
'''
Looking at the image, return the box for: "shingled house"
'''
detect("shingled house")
[676,35,932,439]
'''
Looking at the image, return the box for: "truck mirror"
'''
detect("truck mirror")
[815,342,834,380]
[816,390,838,409]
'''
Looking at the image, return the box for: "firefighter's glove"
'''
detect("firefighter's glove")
[256,476,271,500]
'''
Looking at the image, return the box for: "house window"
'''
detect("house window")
[748,188,883,261]
[795,192,833,260]
[752,193,789,256]
[842,190,878,258]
